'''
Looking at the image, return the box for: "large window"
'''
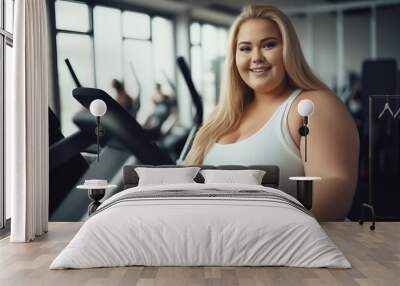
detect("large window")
[1,0,14,229]
[55,0,94,136]
[53,0,175,136]
[190,22,228,119]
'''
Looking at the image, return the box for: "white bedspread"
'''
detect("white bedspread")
[50,183,351,269]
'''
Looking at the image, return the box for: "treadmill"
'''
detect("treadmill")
[49,57,203,221]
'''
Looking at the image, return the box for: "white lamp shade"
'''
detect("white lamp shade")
[297,99,314,116]
[89,99,107,117]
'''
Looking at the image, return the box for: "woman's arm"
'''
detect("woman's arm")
[291,90,360,221]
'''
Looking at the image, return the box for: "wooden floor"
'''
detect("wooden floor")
[0,222,399,286]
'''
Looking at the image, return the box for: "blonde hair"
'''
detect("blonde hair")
[184,4,328,165]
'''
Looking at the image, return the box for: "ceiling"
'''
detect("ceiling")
[170,0,372,15]
[115,0,390,24]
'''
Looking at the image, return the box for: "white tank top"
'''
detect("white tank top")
[203,89,305,197]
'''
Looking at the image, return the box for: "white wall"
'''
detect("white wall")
[290,5,400,92]
[290,15,313,67]
[313,12,337,89]
[291,12,338,89]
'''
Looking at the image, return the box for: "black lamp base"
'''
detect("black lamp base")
[296,180,313,210]
[88,189,105,215]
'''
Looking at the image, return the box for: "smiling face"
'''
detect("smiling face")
[235,18,286,95]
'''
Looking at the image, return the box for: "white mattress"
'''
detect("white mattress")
[50,183,350,269]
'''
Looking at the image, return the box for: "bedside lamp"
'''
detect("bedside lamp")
[89,99,107,162]
[289,99,320,210]
[297,99,314,163]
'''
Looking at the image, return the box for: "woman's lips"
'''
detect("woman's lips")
[249,66,271,75]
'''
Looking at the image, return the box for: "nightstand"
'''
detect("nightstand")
[289,176,321,210]
[77,180,116,215]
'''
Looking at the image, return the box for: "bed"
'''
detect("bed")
[50,165,350,269]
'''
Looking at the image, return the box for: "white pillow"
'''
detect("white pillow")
[200,169,266,185]
[135,167,201,186]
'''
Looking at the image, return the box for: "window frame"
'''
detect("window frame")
[50,0,176,131]
[189,20,229,117]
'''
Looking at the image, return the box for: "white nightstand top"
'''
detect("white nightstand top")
[289,176,322,181]
[77,179,117,190]
[76,184,117,190]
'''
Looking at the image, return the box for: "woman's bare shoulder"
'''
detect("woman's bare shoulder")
[292,89,352,120]
[295,89,341,105]
[287,89,356,147]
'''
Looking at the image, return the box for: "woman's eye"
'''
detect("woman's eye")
[239,46,251,52]
[263,42,277,49]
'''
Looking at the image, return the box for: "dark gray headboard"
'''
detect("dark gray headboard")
[123,165,279,189]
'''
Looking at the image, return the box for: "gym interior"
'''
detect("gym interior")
[1,0,400,229]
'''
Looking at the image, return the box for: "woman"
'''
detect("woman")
[184,5,359,221]
[111,79,139,118]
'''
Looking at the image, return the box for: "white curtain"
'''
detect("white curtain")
[7,0,49,242]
